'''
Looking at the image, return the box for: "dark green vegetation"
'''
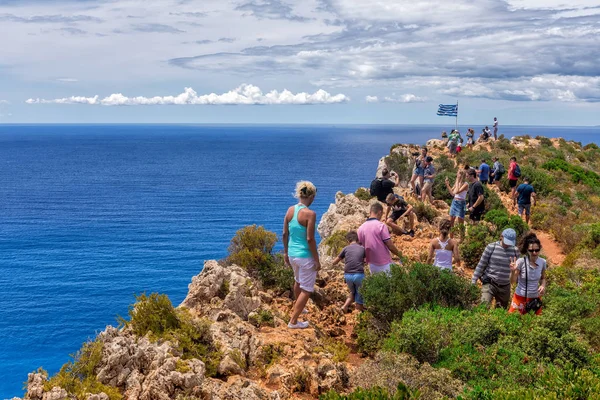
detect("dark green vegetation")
[119,293,222,377]
[227,224,294,293]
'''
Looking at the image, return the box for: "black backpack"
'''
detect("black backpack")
[370,178,383,196]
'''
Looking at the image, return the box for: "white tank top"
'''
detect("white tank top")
[454,188,467,201]
[434,238,453,271]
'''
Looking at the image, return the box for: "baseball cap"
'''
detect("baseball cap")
[502,228,517,246]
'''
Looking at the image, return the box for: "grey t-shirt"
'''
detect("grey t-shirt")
[424,164,436,183]
[339,243,366,274]
[515,257,547,298]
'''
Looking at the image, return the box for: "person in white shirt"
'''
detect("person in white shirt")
[493,117,498,140]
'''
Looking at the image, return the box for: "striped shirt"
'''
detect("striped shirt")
[471,241,519,285]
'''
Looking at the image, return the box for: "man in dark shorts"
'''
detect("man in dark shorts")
[515,177,537,224]
[370,168,399,203]
[384,193,415,237]
[467,169,485,222]
[491,157,504,188]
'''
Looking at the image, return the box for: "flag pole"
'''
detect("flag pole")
[455,100,458,132]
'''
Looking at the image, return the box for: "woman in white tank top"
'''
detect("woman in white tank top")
[427,219,460,271]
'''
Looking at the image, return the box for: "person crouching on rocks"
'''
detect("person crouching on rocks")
[508,232,546,315]
[427,219,460,271]
[283,181,321,329]
[332,231,365,313]
[384,193,415,237]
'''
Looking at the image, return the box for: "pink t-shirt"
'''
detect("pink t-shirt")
[358,218,392,265]
[508,161,518,180]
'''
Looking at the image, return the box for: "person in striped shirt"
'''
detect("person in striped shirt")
[471,228,519,309]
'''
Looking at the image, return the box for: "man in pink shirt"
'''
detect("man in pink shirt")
[508,157,520,207]
[358,203,403,274]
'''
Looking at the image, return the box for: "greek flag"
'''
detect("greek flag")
[437,104,458,117]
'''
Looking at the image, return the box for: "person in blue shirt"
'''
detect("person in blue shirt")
[515,177,537,224]
[477,159,490,185]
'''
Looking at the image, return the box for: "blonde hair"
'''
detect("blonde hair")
[294,181,317,199]
[454,169,467,190]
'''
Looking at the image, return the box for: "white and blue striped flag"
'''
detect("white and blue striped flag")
[437,104,458,117]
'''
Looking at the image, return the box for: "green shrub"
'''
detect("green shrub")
[432,171,455,204]
[320,383,420,400]
[355,311,389,355]
[315,337,350,362]
[410,201,439,223]
[494,137,514,152]
[254,343,285,369]
[460,223,495,269]
[355,187,374,201]
[249,308,275,328]
[542,158,600,192]
[536,136,554,147]
[43,340,122,400]
[119,293,222,377]
[322,230,349,257]
[385,152,412,185]
[483,209,528,237]
[483,185,506,214]
[520,165,555,196]
[227,225,293,292]
[360,263,478,329]
[584,143,599,151]
[436,154,457,173]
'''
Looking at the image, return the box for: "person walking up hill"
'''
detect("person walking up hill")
[509,232,546,315]
[358,203,403,274]
[332,231,366,313]
[283,181,321,329]
[427,219,460,271]
[471,228,519,309]
[508,157,521,206]
[515,177,537,225]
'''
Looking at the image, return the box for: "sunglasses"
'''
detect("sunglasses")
[528,248,541,253]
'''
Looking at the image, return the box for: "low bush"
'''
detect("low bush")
[542,158,600,192]
[483,209,528,237]
[520,165,555,196]
[322,230,349,257]
[227,225,293,292]
[354,187,373,201]
[320,383,418,400]
[483,185,506,214]
[360,263,478,329]
[435,154,457,174]
[385,152,412,185]
[432,171,455,204]
[315,337,350,362]
[355,311,389,356]
[460,223,495,269]
[119,293,222,376]
[248,308,275,328]
[536,136,554,147]
[409,201,439,223]
[43,340,122,400]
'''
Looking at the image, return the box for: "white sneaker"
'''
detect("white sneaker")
[287,321,309,329]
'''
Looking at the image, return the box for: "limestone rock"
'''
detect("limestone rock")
[41,387,68,400]
[201,376,282,400]
[24,373,46,400]
[181,260,261,319]
[318,192,369,239]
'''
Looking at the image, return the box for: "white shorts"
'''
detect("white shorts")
[289,257,317,292]
[369,263,391,274]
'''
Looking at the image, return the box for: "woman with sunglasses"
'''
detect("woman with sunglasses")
[508,232,547,315]
[283,181,321,329]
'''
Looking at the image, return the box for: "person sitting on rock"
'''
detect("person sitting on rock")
[332,231,365,313]
[358,202,403,274]
[384,193,415,237]
[427,219,460,271]
[283,181,321,329]
[370,168,399,203]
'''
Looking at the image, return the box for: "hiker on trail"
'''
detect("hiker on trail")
[358,202,403,274]
[410,148,428,196]
[446,169,469,226]
[508,232,546,315]
[466,169,485,222]
[515,177,537,224]
[421,156,436,204]
[493,117,499,140]
[508,157,521,206]
[477,159,491,185]
[427,219,460,271]
[385,193,415,237]
[491,157,505,189]
[447,130,461,157]
[332,231,365,313]
[466,129,475,148]
[370,168,399,203]
[471,228,519,309]
[283,181,320,329]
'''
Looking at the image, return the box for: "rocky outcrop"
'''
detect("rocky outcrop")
[317,192,369,239]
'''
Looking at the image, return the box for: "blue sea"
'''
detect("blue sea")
[0,124,597,398]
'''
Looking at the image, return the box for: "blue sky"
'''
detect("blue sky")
[0,0,599,125]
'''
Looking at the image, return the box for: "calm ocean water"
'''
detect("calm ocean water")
[0,124,597,397]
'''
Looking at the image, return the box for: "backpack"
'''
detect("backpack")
[415,182,421,197]
[370,178,383,196]
[514,164,521,178]
[497,162,505,174]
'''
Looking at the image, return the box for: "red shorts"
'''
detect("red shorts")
[508,293,542,315]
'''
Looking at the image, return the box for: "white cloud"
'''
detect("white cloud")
[383,94,426,103]
[365,95,378,103]
[25,84,349,105]
[0,100,9,104]
[56,78,78,82]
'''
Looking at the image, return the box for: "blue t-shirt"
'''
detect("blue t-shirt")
[517,184,535,205]
[479,163,490,181]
